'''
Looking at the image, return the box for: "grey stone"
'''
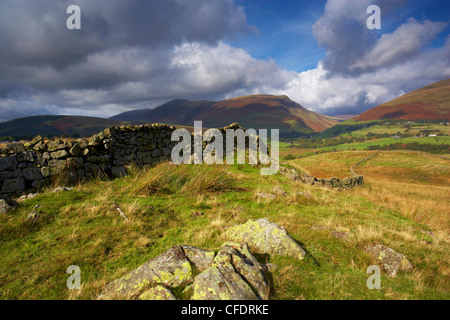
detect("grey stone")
[2,177,25,194]
[22,167,43,180]
[224,218,306,260]
[0,156,17,171]
[363,243,413,277]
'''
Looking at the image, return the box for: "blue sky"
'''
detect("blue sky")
[231,0,450,72]
[0,0,449,120]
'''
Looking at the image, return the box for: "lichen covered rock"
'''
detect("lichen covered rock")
[139,285,177,300]
[224,218,306,260]
[363,243,413,277]
[98,245,215,300]
[191,242,268,300]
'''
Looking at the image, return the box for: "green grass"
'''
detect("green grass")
[318,136,450,152]
[1,154,449,300]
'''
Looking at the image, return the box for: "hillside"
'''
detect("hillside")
[355,79,450,121]
[0,149,448,300]
[0,115,122,139]
[111,95,338,132]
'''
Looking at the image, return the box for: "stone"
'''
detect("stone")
[51,149,69,159]
[272,187,287,196]
[98,245,195,299]
[191,242,268,300]
[279,166,300,181]
[363,243,413,277]
[1,177,25,194]
[0,199,15,214]
[0,156,18,171]
[224,219,306,260]
[41,166,50,178]
[181,245,215,273]
[138,285,177,300]
[256,192,276,201]
[69,143,82,157]
[48,159,66,175]
[51,187,73,193]
[30,135,43,145]
[22,167,43,181]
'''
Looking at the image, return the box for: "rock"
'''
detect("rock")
[279,166,300,181]
[191,242,268,300]
[138,285,177,300]
[30,135,43,145]
[297,191,313,199]
[69,143,82,157]
[98,245,196,299]
[48,159,67,175]
[256,192,276,201]
[22,167,43,181]
[331,231,349,240]
[181,245,215,273]
[0,198,16,214]
[1,177,25,194]
[224,219,306,260]
[363,243,413,277]
[51,187,73,193]
[0,156,18,171]
[272,187,287,196]
[51,149,69,159]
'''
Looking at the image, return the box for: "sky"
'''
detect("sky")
[0,0,449,122]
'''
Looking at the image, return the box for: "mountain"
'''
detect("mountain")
[354,79,450,121]
[0,115,122,139]
[111,94,338,132]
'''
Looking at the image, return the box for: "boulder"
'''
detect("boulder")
[224,219,306,260]
[1,177,25,194]
[22,167,43,181]
[0,156,18,171]
[98,245,213,300]
[0,198,15,214]
[363,243,413,277]
[138,285,177,300]
[191,242,268,300]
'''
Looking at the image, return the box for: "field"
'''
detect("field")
[1,146,449,300]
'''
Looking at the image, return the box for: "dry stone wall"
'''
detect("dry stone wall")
[0,122,251,198]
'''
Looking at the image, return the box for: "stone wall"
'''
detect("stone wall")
[298,151,379,190]
[0,122,254,198]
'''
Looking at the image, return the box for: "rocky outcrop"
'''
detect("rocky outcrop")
[223,219,306,260]
[99,219,305,300]
[98,245,215,300]
[363,243,413,277]
[191,242,269,300]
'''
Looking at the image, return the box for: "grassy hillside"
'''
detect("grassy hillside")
[0,115,123,140]
[355,79,450,121]
[0,149,448,300]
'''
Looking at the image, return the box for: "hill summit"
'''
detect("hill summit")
[354,79,450,121]
[111,94,338,132]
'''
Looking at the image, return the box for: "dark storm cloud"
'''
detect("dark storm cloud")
[0,0,256,120]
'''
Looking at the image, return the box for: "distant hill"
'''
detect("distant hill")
[0,115,122,140]
[354,79,450,121]
[111,94,338,132]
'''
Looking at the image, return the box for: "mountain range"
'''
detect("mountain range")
[0,79,449,140]
[111,95,339,132]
